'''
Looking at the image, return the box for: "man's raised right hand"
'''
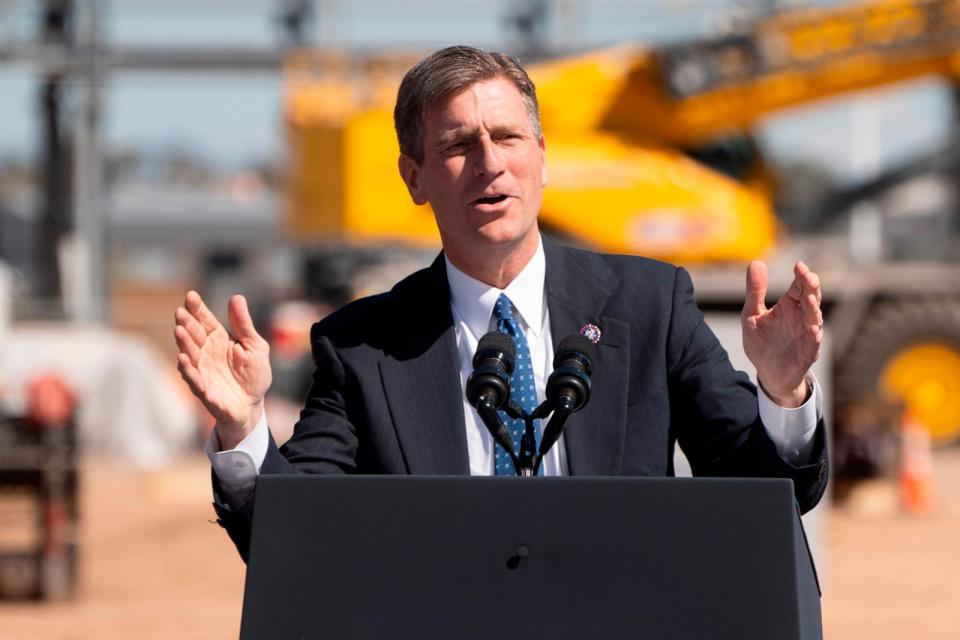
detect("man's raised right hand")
[174,291,272,450]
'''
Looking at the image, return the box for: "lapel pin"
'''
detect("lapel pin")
[579,323,602,344]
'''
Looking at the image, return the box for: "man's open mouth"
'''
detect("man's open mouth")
[472,195,508,205]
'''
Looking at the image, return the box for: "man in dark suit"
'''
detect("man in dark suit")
[174,46,827,561]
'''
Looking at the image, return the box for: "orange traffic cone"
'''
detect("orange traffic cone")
[900,411,937,515]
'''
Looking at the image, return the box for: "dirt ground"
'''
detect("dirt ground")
[0,449,958,639]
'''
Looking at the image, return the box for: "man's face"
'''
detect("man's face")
[399,76,547,267]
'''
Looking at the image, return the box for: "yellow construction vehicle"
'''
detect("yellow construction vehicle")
[281,0,960,475]
[282,47,777,264]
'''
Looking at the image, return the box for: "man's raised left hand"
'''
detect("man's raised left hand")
[741,260,823,408]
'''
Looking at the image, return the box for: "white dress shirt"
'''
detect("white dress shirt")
[445,234,567,476]
[208,235,820,506]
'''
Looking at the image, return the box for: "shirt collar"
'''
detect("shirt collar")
[445,235,546,340]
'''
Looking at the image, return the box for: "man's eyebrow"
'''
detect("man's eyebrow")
[434,127,479,147]
[488,123,525,136]
[434,123,526,148]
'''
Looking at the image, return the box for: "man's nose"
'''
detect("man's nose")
[473,137,505,177]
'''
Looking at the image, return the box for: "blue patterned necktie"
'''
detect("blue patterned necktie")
[493,293,540,475]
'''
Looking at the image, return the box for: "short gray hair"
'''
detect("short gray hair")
[393,45,542,164]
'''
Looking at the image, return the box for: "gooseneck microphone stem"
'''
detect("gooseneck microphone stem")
[502,400,524,421]
[501,400,543,475]
[529,400,553,421]
[519,416,537,476]
[489,378,586,476]
[522,399,554,475]
[476,397,521,475]
[535,411,571,469]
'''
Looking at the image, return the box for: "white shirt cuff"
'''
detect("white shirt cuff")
[204,411,269,507]
[757,374,821,466]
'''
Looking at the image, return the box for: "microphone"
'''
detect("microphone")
[546,334,595,414]
[467,332,520,470]
[536,334,595,466]
[466,332,515,410]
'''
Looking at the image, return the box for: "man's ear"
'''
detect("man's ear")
[398,154,428,205]
[539,135,548,188]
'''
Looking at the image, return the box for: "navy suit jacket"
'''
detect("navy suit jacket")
[214,237,828,561]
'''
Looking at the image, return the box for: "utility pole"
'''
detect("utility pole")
[32,0,106,322]
[68,0,106,322]
[34,0,73,316]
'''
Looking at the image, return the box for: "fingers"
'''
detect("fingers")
[742,260,768,318]
[184,290,222,335]
[798,271,824,359]
[177,306,205,341]
[786,261,822,305]
[174,298,213,377]
[795,261,823,329]
[785,266,803,302]
[805,320,824,364]
[175,303,205,341]
[795,261,822,305]
[176,352,205,397]
[175,294,207,398]
[227,294,264,346]
[801,290,823,331]
[174,324,203,366]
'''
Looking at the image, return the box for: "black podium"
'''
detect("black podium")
[240,476,822,639]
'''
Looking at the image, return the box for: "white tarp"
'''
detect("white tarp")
[1,324,197,468]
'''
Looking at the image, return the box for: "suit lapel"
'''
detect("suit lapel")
[376,240,631,476]
[544,238,630,476]
[378,256,470,475]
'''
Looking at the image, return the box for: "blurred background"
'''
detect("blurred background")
[0,0,958,637]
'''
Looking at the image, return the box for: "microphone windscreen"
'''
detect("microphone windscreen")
[473,331,516,372]
[477,331,516,359]
[554,334,596,367]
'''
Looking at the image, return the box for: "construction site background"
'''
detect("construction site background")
[1,1,958,637]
